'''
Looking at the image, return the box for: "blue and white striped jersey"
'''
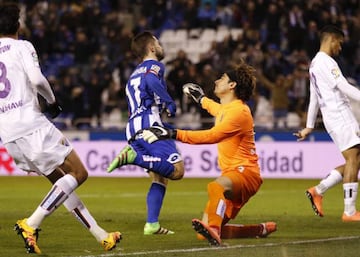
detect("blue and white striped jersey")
[125,59,175,140]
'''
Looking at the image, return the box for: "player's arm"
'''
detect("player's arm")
[22,41,61,118]
[201,97,221,117]
[30,71,55,103]
[293,85,318,141]
[177,123,238,144]
[142,109,240,144]
[21,41,56,104]
[325,62,360,101]
[183,83,221,116]
[32,74,62,118]
[337,76,360,101]
[176,108,241,144]
[305,85,319,129]
[145,73,176,116]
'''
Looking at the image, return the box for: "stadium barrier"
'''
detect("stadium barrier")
[0,141,343,179]
[81,130,332,142]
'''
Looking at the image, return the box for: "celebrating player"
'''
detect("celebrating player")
[107,31,184,235]
[139,62,277,246]
[0,3,121,253]
[294,25,360,221]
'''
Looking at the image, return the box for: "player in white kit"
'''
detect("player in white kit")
[294,25,360,221]
[0,3,121,253]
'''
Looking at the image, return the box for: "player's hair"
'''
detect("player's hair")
[226,61,256,101]
[131,31,156,59]
[319,25,344,41]
[0,3,20,36]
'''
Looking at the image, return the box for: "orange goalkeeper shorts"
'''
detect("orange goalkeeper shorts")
[222,166,262,219]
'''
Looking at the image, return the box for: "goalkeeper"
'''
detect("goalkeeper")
[140,62,277,246]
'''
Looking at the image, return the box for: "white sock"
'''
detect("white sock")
[63,192,108,242]
[27,174,78,228]
[315,169,343,195]
[343,182,358,216]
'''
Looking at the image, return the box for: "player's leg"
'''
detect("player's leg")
[221,222,277,238]
[196,209,276,239]
[11,126,77,253]
[206,178,231,234]
[24,150,85,231]
[341,145,360,221]
[144,172,174,235]
[329,122,360,221]
[219,169,266,239]
[12,125,120,253]
[192,177,231,246]
[48,168,122,250]
[306,166,343,217]
[108,139,184,180]
[193,170,271,240]
[143,140,183,234]
[313,167,344,194]
[59,150,121,249]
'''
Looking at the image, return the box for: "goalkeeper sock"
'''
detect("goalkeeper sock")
[206,181,226,234]
[221,224,263,238]
[146,182,166,223]
[63,192,108,242]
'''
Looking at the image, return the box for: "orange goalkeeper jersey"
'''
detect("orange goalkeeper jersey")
[176,97,260,174]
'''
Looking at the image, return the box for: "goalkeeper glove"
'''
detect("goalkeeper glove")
[182,83,205,104]
[142,125,177,143]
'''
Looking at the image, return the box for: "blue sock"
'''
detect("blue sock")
[146,182,166,223]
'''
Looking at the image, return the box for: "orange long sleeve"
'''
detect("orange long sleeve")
[176,97,259,173]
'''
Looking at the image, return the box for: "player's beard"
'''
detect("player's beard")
[156,49,164,61]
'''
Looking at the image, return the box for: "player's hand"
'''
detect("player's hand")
[293,128,313,141]
[46,102,62,119]
[141,125,177,143]
[166,102,176,117]
[38,94,62,119]
[183,83,204,104]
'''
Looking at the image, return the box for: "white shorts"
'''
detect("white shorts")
[4,123,72,176]
[328,121,360,152]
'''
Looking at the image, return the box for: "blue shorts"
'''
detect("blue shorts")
[131,137,182,166]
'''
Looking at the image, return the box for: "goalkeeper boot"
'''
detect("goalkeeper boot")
[107,145,137,172]
[101,231,122,251]
[259,222,277,237]
[144,222,174,235]
[14,218,41,254]
[305,187,324,217]
[192,219,221,246]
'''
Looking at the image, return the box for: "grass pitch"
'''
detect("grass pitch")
[1,176,360,257]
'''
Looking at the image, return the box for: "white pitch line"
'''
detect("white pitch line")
[78,191,207,198]
[68,235,360,257]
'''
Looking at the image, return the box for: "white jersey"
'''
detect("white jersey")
[307,51,357,131]
[0,38,53,143]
